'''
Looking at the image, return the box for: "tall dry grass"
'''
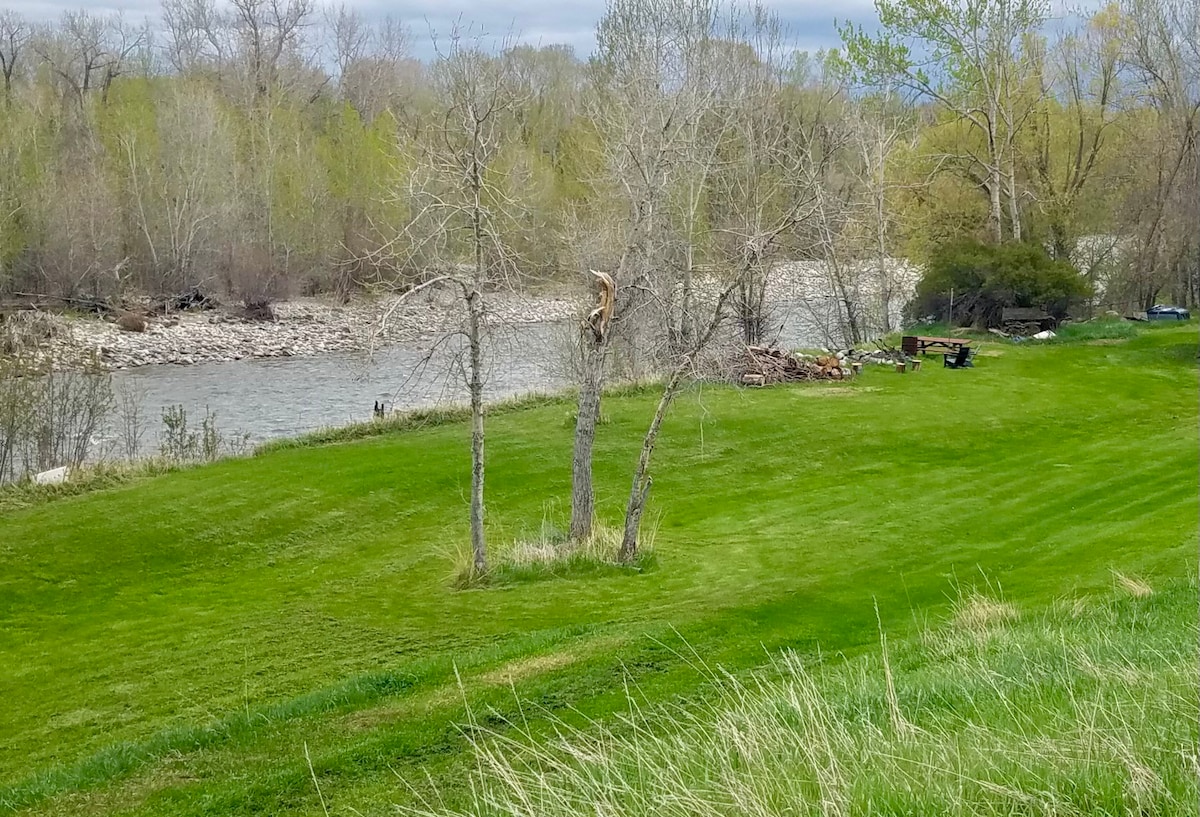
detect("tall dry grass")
[411,579,1198,815]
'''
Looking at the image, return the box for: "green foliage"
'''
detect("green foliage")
[0,325,1194,815]
[914,238,1092,326]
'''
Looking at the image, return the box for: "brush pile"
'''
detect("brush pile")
[738,346,853,385]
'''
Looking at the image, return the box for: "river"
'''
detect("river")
[102,296,891,453]
[106,322,576,452]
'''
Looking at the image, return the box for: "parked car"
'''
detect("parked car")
[1146,304,1191,320]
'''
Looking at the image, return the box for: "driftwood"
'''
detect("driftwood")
[151,288,219,314]
[739,346,850,385]
[9,292,115,315]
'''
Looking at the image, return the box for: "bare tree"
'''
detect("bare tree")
[120,83,236,294]
[620,139,819,560]
[1023,9,1122,261]
[850,92,912,335]
[714,12,815,346]
[227,0,313,99]
[568,271,614,541]
[0,10,30,105]
[34,11,147,109]
[566,0,727,542]
[161,0,233,76]
[367,28,526,575]
[1113,0,1200,308]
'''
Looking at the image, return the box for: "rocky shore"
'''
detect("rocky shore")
[6,260,920,371]
[18,288,584,370]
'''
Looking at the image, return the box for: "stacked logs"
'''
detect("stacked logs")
[738,346,853,386]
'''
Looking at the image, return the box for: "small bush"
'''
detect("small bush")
[115,312,147,332]
[241,299,276,322]
[912,239,1091,327]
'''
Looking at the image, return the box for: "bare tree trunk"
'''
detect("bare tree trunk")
[466,286,487,573]
[1005,160,1022,242]
[569,331,604,540]
[876,194,892,334]
[988,175,1004,244]
[467,164,488,573]
[569,271,615,541]
[987,108,1004,243]
[618,363,681,562]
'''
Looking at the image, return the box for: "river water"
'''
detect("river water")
[103,297,882,453]
[107,322,577,451]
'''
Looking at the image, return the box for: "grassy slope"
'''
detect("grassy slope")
[446,578,1198,817]
[0,323,1195,816]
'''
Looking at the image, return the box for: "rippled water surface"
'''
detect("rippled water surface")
[106,298,882,451]
[110,322,575,448]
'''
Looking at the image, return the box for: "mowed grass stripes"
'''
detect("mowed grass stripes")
[0,322,1195,816]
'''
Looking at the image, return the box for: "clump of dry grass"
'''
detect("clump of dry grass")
[952,591,1019,636]
[452,514,657,589]
[1113,570,1154,598]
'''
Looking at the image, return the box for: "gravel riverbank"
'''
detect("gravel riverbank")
[8,260,919,370]
[20,288,584,370]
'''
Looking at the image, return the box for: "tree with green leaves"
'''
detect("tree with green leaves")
[840,0,1048,243]
[913,238,1091,326]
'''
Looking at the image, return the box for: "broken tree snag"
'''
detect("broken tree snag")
[570,270,617,543]
[585,270,616,341]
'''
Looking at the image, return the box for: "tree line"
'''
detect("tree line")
[0,0,1194,321]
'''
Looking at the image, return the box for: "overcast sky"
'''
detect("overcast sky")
[7,0,1095,60]
[8,0,884,57]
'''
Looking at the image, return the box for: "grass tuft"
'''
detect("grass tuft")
[951,591,1020,638]
[1113,570,1154,599]
[453,517,657,589]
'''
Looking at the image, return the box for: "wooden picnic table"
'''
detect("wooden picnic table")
[901,335,971,356]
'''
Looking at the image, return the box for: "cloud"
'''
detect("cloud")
[15,0,880,58]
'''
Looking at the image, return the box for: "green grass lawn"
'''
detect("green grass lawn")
[1,322,1195,816]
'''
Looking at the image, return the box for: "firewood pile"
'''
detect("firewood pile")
[738,345,854,386]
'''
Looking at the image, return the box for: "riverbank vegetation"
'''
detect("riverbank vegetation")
[0,322,1194,816]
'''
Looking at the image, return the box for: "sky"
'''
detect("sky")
[8,0,884,58]
[8,0,1099,61]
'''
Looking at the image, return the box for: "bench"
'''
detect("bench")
[943,346,977,369]
[901,335,971,356]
